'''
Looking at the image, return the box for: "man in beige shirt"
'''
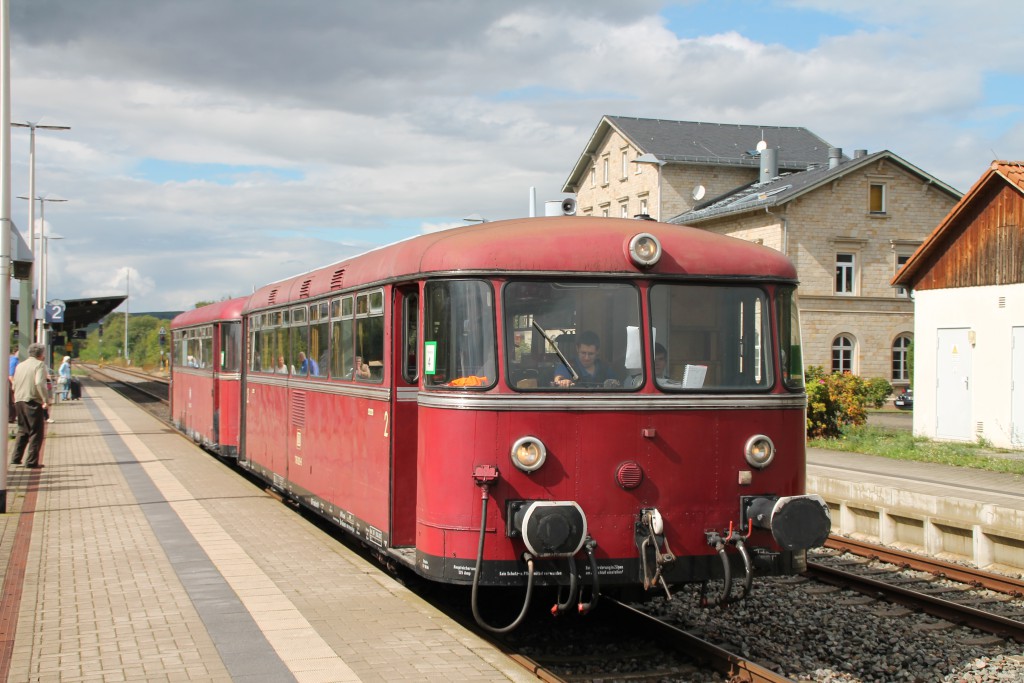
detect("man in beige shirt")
[10,343,51,468]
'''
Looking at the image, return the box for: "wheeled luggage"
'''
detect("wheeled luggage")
[69,378,82,400]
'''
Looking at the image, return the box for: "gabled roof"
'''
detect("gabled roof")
[668,149,961,225]
[892,160,1024,287]
[563,115,837,192]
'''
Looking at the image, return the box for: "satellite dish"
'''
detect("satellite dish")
[692,184,706,200]
[756,140,768,152]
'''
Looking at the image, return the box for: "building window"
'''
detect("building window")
[602,157,609,185]
[892,334,911,382]
[869,183,886,214]
[621,150,628,179]
[620,202,629,218]
[835,253,855,294]
[590,165,596,188]
[635,154,642,174]
[600,203,610,217]
[832,334,854,373]
[639,198,648,215]
[895,254,911,297]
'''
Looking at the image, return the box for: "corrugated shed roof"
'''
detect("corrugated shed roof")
[892,160,1024,287]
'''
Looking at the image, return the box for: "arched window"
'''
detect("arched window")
[831,334,854,373]
[892,334,912,382]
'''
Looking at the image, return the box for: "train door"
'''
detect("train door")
[936,327,973,441]
[389,285,419,546]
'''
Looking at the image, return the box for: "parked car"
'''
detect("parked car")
[894,390,913,410]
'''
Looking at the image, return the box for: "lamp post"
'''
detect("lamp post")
[124,267,130,364]
[11,121,69,351]
[18,194,66,348]
[632,153,666,221]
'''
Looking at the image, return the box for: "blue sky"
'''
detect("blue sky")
[7,0,1023,311]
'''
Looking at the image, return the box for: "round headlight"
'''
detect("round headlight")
[628,232,662,267]
[511,436,547,473]
[744,435,776,469]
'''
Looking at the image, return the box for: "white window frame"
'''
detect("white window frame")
[832,334,854,373]
[891,334,911,382]
[835,253,856,295]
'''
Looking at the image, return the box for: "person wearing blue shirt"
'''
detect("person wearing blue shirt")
[298,351,319,376]
[58,356,72,401]
[553,330,619,388]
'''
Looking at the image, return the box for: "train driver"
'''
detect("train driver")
[553,330,620,388]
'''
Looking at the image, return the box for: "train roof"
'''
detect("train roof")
[245,217,797,311]
[170,296,248,329]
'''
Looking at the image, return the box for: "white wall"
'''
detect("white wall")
[913,283,1024,448]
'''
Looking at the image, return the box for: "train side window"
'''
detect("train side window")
[330,296,355,380]
[290,306,309,376]
[355,289,385,383]
[249,317,262,372]
[308,302,329,378]
[777,287,803,390]
[221,322,241,372]
[402,292,419,383]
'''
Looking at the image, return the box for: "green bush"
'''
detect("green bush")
[864,377,893,409]
[806,366,869,439]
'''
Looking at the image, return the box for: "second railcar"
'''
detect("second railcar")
[170,297,246,458]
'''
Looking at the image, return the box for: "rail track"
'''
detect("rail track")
[807,539,1024,644]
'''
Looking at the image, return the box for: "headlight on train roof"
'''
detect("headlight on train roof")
[627,232,662,268]
[511,436,547,473]
[744,434,776,469]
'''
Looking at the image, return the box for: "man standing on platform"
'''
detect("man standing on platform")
[10,343,51,469]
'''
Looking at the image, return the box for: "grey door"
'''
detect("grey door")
[1012,327,1024,447]
[936,328,973,441]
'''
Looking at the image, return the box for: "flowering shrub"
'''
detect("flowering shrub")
[805,366,869,438]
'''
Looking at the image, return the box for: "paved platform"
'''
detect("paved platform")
[0,381,535,683]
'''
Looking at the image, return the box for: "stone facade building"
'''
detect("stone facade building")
[563,116,961,388]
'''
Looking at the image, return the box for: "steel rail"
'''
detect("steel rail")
[823,536,1024,596]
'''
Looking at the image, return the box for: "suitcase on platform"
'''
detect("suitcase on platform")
[69,378,82,400]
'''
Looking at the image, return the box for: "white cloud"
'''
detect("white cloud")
[6,1,1021,311]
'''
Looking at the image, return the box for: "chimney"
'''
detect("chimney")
[828,147,842,169]
[854,149,868,159]
[759,147,778,183]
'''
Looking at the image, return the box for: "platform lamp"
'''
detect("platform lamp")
[17,194,66,350]
[12,121,70,351]
[631,153,665,221]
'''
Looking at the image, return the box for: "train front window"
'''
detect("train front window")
[423,280,496,389]
[503,281,641,391]
[649,285,772,391]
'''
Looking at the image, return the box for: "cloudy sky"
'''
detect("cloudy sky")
[6,0,1023,313]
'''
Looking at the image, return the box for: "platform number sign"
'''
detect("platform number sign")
[424,341,437,375]
[46,299,66,324]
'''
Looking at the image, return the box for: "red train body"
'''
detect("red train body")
[170,216,830,630]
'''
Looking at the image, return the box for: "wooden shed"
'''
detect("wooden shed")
[892,161,1024,447]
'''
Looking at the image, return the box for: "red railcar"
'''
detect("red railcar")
[169,297,246,458]
[174,216,830,631]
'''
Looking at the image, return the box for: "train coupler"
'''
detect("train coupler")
[636,508,675,599]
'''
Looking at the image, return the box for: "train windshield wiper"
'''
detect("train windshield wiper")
[531,320,578,382]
